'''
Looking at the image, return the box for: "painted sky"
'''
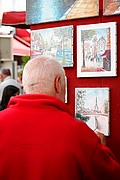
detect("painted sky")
[76,88,109,111]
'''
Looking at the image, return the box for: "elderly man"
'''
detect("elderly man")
[0,55,120,180]
[0,68,21,101]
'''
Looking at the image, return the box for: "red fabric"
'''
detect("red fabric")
[2,11,30,29]
[13,37,30,56]
[0,94,120,180]
[2,11,25,25]
[16,29,30,44]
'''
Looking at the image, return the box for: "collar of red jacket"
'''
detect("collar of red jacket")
[8,94,71,115]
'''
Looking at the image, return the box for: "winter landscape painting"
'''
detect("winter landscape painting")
[31,25,73,67]
[75,88,110,136]
[77,22,117,77]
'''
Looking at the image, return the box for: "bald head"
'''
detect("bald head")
[22,55,66,102]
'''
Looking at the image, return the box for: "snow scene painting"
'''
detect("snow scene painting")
[75,88,110,136]
[77,22,117,77]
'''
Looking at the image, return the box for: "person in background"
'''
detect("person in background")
[0,68,22,102]
[0,55,120,180]
[0,85,20,111]
[0,71,3,83]
[17,69,23,90]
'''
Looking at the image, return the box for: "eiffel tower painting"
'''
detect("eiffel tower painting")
[75,88,110,136]
[94,97,99,111]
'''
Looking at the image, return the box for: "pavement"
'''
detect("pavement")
[65,0,99,19]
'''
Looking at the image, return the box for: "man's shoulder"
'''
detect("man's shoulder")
[5,78,20,87]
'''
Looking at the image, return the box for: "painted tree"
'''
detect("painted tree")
[75,90,86,114]
[104,99,109,114]
[81,29,96,67]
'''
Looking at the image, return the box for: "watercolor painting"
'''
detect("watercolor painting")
[103,0,120,16]
[75,88,110,136]
[0,35,13,61]
[26,0,99,24]
[77,22,117,77]
[31,25,73,67]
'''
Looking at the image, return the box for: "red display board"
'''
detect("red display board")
[31,0,120,163]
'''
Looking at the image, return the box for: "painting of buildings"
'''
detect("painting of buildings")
[75,88,110,136]
[77,22,117,77]
[103,0,120,15]
[31,25,73,67]
[26,0,99,24]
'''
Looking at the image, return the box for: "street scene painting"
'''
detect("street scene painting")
[103,0,120,16]
[31,25,73,67]
[26,0,99,24]
[77,22,117,77]
[75,88,110,136]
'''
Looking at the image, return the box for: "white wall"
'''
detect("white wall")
[0,0,26,21]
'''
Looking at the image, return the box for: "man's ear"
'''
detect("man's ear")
[54,76,61,93]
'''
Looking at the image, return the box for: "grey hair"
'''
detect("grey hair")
[22,55,65,94]
[1,69,11,76]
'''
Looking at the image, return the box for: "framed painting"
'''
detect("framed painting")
[75,88,110,136]
[77,22,117,77]
[31,25,73,67]
[26,0,99,24]
[103,0,120,16]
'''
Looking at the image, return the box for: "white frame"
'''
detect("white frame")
[0,35,13,61]
[77,22,117,77]
[65,76,67,103]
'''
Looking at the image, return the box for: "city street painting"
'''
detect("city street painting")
[77,22,117,77]
[31,25,73,67]
[26,0,99,24]
[75,88,110,136]
[103,0,120,16]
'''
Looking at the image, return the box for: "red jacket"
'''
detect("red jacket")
[0,94,120,180]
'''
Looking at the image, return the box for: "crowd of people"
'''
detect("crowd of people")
[0,55,120,179]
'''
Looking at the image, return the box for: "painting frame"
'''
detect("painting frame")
[31,25,73,67]
[75,87,110,136]
[65,76,68,103]
[77,22,117,77]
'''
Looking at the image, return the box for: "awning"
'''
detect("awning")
[2,11,30,29]
[16,28,30,43]
[13,37,30,56]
